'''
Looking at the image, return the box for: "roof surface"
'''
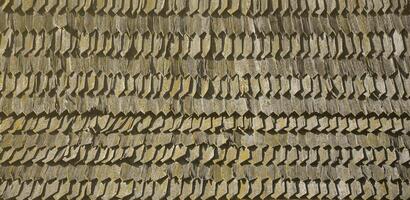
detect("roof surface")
[0,0,410,199]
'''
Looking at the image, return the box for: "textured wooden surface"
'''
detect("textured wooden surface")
[1,0,410,199]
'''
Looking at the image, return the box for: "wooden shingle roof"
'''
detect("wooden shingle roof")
[0,0,410,199]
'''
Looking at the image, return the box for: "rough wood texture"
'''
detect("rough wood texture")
[0,0,410,199]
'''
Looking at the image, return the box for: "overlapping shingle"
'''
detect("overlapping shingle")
[1,0,410,199]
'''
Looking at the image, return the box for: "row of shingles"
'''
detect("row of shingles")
[0,70,408,100]
[0,138,408,166]
[1,125,409,148]
[3,12,410,60]
[0,113,407,135]
[2,55,407,79]
[4,13,410,36]
[1,133,409,159]
[0,159,405,196]
[0,163,407,195]
[0,177,407,200]
[3,163,406,200]
[0,0,408,16]
[0,94,408,115]
[1,29,409,60]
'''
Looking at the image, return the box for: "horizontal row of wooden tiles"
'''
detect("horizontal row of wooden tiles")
[2,56,409,77]
[3,14,410,34]
[1,0,409,16]
[0,113,407,134]
[0,178,407,199]
[1,30,409,60]
[0,71,410,100]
